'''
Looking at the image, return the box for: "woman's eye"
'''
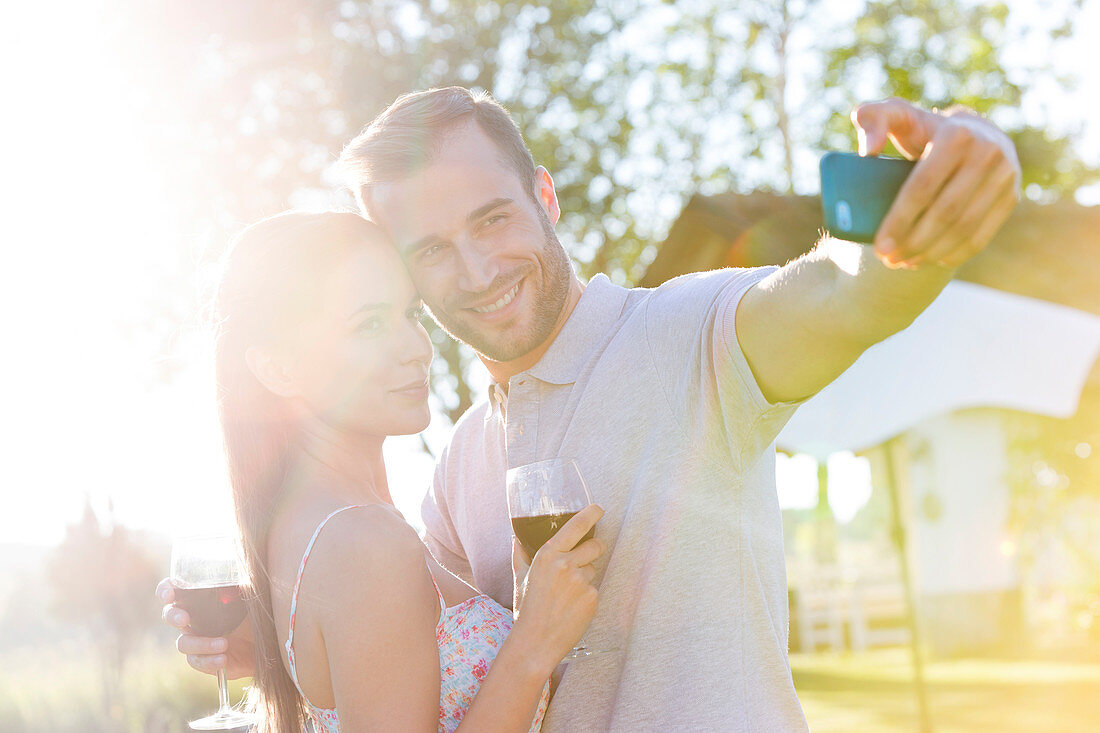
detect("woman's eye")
[356,317,384,334]
[408,304,428,321]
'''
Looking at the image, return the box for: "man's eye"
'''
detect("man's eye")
[419,243,447,261]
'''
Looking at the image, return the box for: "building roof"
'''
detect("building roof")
[641,193,1100,316]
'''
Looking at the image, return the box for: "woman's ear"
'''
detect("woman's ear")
[245,346,299,398]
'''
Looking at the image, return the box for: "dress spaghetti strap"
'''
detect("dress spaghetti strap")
[283,505,446,701]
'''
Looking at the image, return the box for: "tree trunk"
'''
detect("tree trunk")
[774,0,795,194]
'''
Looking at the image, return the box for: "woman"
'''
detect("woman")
[163,211,603,732]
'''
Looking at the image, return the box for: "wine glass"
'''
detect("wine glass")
[170,534,257,731]
[506,457,614,661]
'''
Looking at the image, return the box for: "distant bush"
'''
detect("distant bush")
[43,499,162,719]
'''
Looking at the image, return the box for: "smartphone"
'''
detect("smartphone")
[819,152,916,244]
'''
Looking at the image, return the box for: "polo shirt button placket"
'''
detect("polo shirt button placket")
[514,379,523,439]
[509,376,535,465]
[516,380,525,437]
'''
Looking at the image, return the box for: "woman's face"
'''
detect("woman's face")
[279,241,433,437]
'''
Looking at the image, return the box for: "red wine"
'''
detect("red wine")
[511,512,595,558]
[173,583,247,636]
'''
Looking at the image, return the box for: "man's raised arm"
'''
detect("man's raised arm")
[736,98,1021,404]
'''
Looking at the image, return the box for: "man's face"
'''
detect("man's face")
[367,122,573,363]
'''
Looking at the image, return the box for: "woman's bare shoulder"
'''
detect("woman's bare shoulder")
[318,504,421,557]
[299,505,434,615]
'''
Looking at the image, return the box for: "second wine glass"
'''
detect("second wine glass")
[506,457,613,661]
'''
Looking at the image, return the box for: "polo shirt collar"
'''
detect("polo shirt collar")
[525,274,629,386]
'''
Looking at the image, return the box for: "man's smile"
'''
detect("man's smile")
[470,282,521,314]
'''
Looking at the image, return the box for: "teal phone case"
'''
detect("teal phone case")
[820,152,916,244]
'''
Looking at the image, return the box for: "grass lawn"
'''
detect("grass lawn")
[0,636,250,733]
[6,637,1099,731]
[792,647,1100,732]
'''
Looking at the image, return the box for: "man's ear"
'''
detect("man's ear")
[534,166,560,225]
[245,346,300,398]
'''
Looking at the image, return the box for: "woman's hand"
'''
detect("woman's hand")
[156,577,256,679]
[510,504,605,671]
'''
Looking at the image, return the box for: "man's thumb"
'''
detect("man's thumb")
[851,103,889,156]
[852,98,935,160]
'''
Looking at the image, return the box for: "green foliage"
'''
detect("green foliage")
[1012,125,1100,202]
[820,0,1097,200]
[1006,383,1100,596]
[116,0,1097,427]
[824,0,1021,113]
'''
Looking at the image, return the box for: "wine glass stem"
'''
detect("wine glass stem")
[217,668,232,713]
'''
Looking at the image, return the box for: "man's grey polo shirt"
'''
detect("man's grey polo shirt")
[422,270,809,731]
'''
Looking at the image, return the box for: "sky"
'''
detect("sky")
[2,0,1098,549]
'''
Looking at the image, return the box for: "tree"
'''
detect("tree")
[108,0,1097,431]
[818,0,1097,200]
[1006,378,1100,639]
[47,498,162,719]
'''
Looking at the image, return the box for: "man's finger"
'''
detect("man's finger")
[910,156,1009,266]
[894,147,999,265]
[852,100,908,156]
[852,98,936,159]
[938,178,1018,268]
[545,504,603,554]
[875,133,968,261]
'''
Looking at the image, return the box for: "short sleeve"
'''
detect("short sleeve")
[644,267,803,470]
[420,455,474,584]
[712,268,805,461]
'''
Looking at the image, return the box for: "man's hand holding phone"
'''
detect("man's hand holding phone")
[844,97,1020,270]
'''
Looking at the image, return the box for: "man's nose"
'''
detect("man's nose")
[454,238,499,294]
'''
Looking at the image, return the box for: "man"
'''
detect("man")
[164,87,1019,730]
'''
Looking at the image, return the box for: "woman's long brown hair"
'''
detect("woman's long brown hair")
[213,211,383,732]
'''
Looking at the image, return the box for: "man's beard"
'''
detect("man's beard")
[431,212,572,363]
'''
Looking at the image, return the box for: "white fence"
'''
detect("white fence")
[790,564,910,652]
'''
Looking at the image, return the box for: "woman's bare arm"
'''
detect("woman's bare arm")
[310,505,604,732]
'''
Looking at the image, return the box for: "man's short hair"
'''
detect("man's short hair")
[339,86,537,214]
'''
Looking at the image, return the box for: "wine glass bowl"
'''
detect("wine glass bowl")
[505,457,611,661]
[508,460,595,559]
[171,582,247,638]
